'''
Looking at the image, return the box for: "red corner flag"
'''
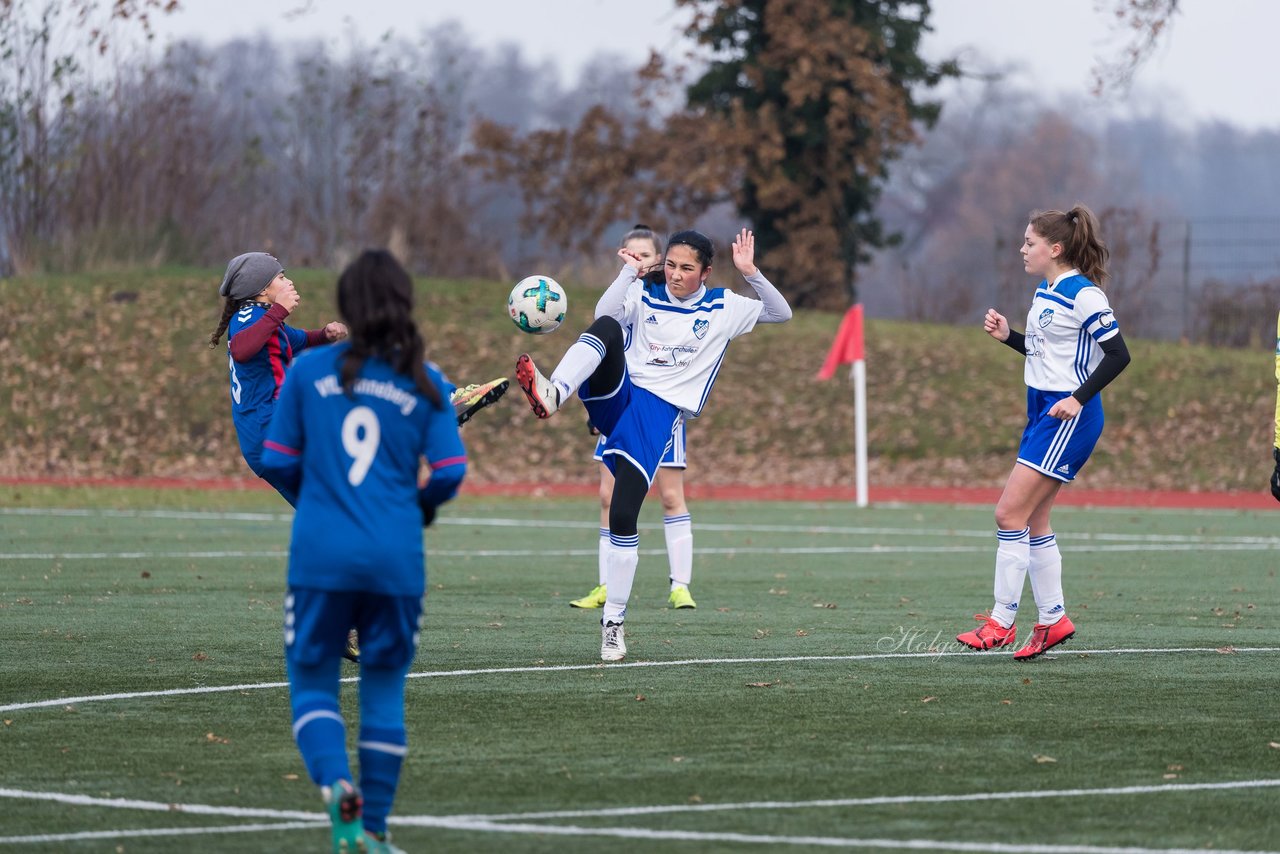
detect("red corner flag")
[816,304,864,379]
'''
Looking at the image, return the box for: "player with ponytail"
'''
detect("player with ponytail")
[957,204,1131,660]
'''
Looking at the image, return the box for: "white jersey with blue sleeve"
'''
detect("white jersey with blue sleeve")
[1022,270,1120,393]
[614,279,764,417]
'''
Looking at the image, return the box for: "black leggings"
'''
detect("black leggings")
[582,315,627,398]
[586,316,648,537]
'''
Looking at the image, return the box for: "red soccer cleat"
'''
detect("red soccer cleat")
[956,612,1018,651]
[1013,615,1076,661]
[515,353,560,419]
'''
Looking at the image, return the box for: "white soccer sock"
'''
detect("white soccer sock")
[550,332,607,403]
[1028,532,1065,625]
[602,532,639,624]
[991,527,1030,628]
[663,513,693,588]
[596,528,609,586]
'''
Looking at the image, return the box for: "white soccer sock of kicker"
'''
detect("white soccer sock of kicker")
[550,332,607,403]
[1028,533,1066,625]
[991,526,1030,628]
[602,532,639,625]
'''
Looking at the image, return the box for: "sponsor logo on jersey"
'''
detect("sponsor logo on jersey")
[692,318,709,339]
[646,314,658,325]
[1098,310,1115,329]
[1038,308,1054,328]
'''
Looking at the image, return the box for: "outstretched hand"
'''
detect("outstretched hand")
[731,228,758,277]
[324,322,349,342]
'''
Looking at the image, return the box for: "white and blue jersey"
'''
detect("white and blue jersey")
[261,342,467,598]
[1022,270,1119,393]
[617,278,764,417]
[1016,269,1119,482]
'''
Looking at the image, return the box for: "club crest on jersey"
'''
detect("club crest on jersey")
[692,318,709,339]
[1038,308,1054,328]
[646,313,658,325]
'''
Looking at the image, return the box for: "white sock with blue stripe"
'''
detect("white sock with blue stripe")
[550,332,607,403]
[597,527,609,586]
[602,531,639,624]
[991,527,1030,628]
[1028,532,1065,625]
[663,514,693,588]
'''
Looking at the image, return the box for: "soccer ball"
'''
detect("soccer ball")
[508,275,567,334]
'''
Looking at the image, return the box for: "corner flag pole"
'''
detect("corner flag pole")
[848,305,868,507]
[816,304,868,507]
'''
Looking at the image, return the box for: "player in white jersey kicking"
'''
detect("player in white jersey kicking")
[516,228,792,661]
[573,224,697,612]
[957,204,1131,661]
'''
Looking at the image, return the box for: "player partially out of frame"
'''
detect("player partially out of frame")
[957,204,1131,661]
[517,228,791,662]
[1270,307,1280,502]
[262,249,466,854]
[572,224,697,612]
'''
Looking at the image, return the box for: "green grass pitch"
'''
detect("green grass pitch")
[1,487,1277,852]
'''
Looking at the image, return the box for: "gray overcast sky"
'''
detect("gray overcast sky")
[151,0,1275,130]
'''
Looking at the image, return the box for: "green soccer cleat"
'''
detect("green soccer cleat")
[569,584,607,609]
[451,377,510,426]
[322,779,365,853]
[363,831,407,854]
[668,584,697,610]
[343,628,360,664]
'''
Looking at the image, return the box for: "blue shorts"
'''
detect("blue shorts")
[1016,389,1104,482]
[594,419,686,469]
[285,586,423,669]
[579,369,682,486]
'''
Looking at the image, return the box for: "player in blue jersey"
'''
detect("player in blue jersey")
[262,249,466,854]
[517,228,791,661]
[956,204,1131,661]
[571,225,698,612]
[208,252,348,507]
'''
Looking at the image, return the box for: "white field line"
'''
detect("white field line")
[6,506,1280,546]
[0,822,319,845]
[452,778,1280,821]
[3,647,1277,714]
[9,540,1280,560]
[2,781,1279,853]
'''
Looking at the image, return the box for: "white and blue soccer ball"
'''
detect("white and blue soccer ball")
[508,275,566,335]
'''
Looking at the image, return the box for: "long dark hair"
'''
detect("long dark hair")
[1029,204,1109,287]
[208,297,240,348]
[336,249,443,408]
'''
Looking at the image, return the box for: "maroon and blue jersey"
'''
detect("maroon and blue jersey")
[226,302,312,476]
[261,342,466,597]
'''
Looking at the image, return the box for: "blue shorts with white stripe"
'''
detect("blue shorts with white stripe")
[1015,388,1104,483]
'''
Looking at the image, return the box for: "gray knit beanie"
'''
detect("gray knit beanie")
[219,252,284,300]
